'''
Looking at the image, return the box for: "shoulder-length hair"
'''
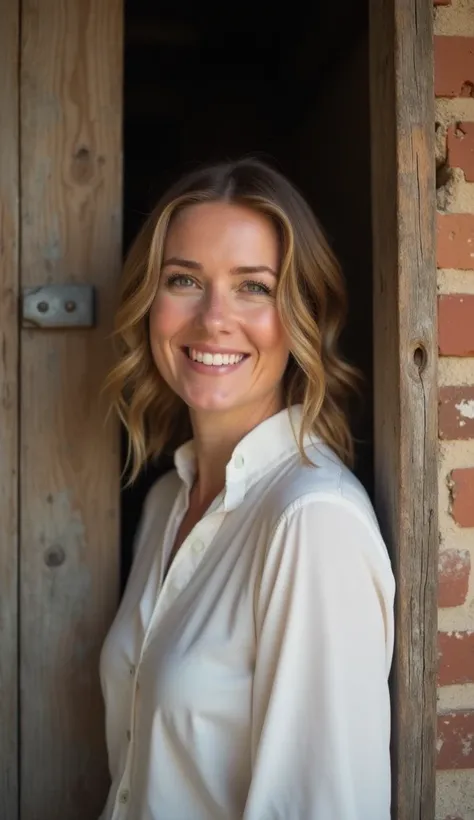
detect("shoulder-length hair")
[105,157,361,482]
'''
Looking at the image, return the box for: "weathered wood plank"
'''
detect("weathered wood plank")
[369,1,437,818]
[20,1,123,817]
[0,1,20,817]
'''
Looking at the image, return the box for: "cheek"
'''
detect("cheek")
[149,293,191,342]
[244,305,288,353]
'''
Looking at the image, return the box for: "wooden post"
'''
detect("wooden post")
[369,1,438,818]
[0,1,20,817]
[20,1,123,817]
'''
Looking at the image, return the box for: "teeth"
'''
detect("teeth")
[189,348,244,366]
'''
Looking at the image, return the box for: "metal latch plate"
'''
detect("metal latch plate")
[22,284,95,328]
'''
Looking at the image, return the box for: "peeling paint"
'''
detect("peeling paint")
[455,399,474,419]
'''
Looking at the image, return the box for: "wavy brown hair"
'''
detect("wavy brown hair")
[105,157,361,483]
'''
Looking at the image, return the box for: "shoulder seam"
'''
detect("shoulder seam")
[272,491,381,543]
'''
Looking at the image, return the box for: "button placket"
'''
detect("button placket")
[115,662,142,814]
[160,519,214,598]
[112,495,223,820]
[117,650,144,807]
[118,788,129,804]
[132,510,227,731]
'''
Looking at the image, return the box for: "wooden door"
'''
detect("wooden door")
[369,1,438,818]
[0,1,21,817]
[0,1,123,818]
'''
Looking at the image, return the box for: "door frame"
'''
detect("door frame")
[0,1,20,817]
[0,0,438,817]
[369,1,438,818]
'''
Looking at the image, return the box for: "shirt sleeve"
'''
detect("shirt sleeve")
[243,495,395,820]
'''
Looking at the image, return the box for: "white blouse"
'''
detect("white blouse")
[99,405,395,820]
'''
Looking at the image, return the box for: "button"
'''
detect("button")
[234,454,245,468]
[126,729,131,741]
[129,664,135,676]
[192,539,205,554]
[118,789,129,804]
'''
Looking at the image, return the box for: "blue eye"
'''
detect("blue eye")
[241,280,272,294]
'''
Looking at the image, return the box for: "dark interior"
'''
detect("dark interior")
[121,0,372,585]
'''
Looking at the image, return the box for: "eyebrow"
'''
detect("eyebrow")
[161,257,278,276]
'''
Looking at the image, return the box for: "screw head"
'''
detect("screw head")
[37,301,49,313]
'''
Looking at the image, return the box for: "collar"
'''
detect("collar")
[174,404,311,511]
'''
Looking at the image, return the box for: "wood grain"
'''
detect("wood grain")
[20,1,123,816]
[369,1,438,818]
[0,2,20,818]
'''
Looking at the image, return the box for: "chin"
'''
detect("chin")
[181,389,243,414]
[187,398,238,414]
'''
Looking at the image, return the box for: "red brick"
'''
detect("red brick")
[439,386,474,440]
[437,711,474,769]
[439,295,474,356]
[447,122,474,182]
[435,37,474,98]
[439,549,471,607]
[437,214,474,270]
[450,468,474,527]
[438,631,474,685]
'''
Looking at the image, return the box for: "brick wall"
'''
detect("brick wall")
[434,2,474,818]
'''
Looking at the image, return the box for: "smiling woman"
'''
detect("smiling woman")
[106,158,361,482]
[149,201,288,419]
[100,157,395,820]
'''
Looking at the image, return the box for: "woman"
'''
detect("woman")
[99,158,395,820]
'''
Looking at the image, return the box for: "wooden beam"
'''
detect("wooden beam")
[20,1,123,817]
[0,1,20,817]
[369,1,438,818]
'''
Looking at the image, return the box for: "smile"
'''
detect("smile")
[184,347,249,368]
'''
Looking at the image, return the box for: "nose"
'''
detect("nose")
[196,285,234,334]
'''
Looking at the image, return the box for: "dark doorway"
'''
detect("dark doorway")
[121,0,371,584]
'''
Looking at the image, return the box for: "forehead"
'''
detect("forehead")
[164,201,279,262]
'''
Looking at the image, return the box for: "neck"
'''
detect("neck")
[189,394,283,508]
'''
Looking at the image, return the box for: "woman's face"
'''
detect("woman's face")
[149,201,290,422]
